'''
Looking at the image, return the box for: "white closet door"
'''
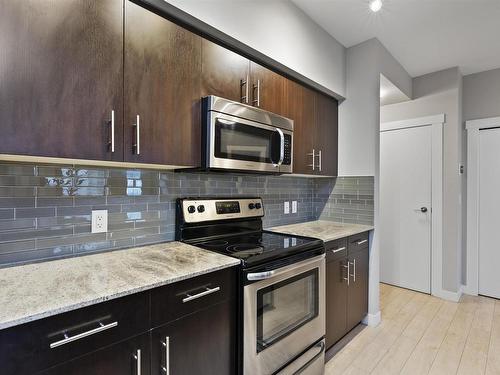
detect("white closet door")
[479,128,500,299]
[380,125,432,293]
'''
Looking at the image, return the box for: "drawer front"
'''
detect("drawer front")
[348,232,369,254]
[0,292,149,375]
[325,238,348,262]
[151,267,236,328]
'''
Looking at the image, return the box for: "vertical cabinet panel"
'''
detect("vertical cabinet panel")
[314,93,338,176]
[151,301,236,375]
[201,39,250,103]
[124,1,202,166]
[40,333,150,375]
[249,62,286,115]
[326,257,348,349]
[285,80,316,175]
[347,249,369,331]
[0,0,124,161]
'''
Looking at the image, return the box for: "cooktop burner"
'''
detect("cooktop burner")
[193,231,322,266]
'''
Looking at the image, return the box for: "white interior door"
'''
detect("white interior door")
[380,125,432,293]
[479,128,500,299]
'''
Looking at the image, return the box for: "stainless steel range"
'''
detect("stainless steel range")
[176,197,325,375]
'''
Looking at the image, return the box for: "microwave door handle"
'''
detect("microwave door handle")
[276,128,285,166]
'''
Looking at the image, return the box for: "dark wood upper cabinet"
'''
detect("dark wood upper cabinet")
[0,0,124,161]
[314,93,339,176]
[284,80,316,175]
[124,1,202,167]
[201,39,250,103]
[249,62,286,115]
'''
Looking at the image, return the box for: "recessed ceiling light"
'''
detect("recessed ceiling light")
[369,0,383,12]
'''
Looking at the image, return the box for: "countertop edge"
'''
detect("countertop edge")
[0,259,239,331]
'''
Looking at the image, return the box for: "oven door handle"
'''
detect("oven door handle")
[246,254,325,281]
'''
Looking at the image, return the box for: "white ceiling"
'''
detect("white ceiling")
[292,0,500,77]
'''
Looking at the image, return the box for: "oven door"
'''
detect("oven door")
[243,254,325,375]
[207,111,292,173]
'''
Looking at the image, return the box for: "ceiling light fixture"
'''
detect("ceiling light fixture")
[369,0,383,12]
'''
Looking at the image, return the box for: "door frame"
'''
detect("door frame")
[380,114,446,299]
[465,116,500,296]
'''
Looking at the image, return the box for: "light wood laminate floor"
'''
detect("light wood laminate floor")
[325,283,500,375]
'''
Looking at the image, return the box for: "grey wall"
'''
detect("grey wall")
[0,163,373,267]
[380,67,464,293]
[165,0,346,98]
[464,68,500,121]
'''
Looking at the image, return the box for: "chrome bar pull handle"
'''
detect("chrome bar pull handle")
[332,246,346,253]
[240,75,249,104]
[349,259,356,282]
[134,114,140,155]
[134,349,141,375]
[182,286,221,303]
[342,262,350,286]
[161,337,170,375]
[318,150,322,172]
[307,149,315,170]
[49,321,118,349]
[357,239,368,245]
[253,79,261,107]
[109,110,115,153]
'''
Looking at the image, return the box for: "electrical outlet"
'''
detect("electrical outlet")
[284,201,290,214]
[91,210,108,233]
[292,201,297,213]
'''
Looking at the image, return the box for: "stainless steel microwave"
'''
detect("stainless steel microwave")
[201,96,293,174]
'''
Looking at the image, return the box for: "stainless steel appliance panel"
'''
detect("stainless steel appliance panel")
[243,255,325,375]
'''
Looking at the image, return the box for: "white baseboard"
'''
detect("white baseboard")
[433,285,463,302]
[461,283,478,296]
[362,311,381,327]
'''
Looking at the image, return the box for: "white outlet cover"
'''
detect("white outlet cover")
[284,201,290,214]
[292,201,297,213]
[91,210,108,234]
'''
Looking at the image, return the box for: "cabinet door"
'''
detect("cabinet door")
[201,39,250,103]
[40,333,150,375]
[0,0,123,161]
[124,1,201,167]
[314,93,338,176]
[249,62,286,115]
[347,249,369,331]
[326,258,348,349]
[284,80,316,174]
[151,301,236,375]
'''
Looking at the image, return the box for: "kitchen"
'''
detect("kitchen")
[0,1,499,374]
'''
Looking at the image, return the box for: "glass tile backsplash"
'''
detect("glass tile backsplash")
[0,163,374,267]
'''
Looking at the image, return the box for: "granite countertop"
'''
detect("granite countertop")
[0,242,240,330]
[268,220,374,243]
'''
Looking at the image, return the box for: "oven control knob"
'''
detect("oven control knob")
[248,203,255,210]
[187,205,196,214]
[255,203,262,209]
[197,205,205,213]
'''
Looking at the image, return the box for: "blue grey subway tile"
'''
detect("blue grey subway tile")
[16,207,55,219]
[0,198,35,208]
[0,219,36,232]
[0,164,36,176]
[0,209,14,220]
[37,233,107,248]
[56,206,92,216]
[0,240,35,254]
[74,196,106,206]
[37,216,91,228]
[37,197,74,207]
[0,187,35,197]
[0,226,72,242]
[37,166,75,177]
[0,245,74,267]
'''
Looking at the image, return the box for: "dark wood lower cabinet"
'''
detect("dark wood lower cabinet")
[151,301,236,375]
[325,233,369,350]
[326,257,348,349]
[347,248,369,331]
[40,333,150,375]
